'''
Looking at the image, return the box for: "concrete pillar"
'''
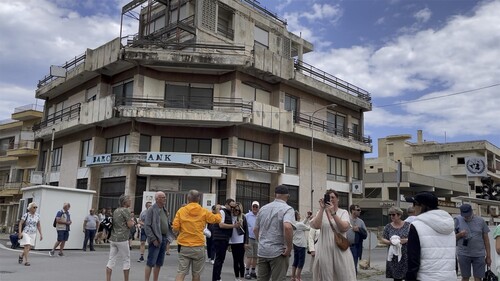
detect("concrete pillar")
[129,131,140,153]
[226,169,237,200]
[125,165,137,211]
[91,136,106,208]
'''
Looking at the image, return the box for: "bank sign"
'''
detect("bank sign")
[86,154,112,166]
[146,152,192,164]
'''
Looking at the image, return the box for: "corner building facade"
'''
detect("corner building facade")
[33,0,372,214]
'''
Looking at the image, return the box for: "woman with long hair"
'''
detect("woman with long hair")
[18,202,43,266]
[229,202,248,281]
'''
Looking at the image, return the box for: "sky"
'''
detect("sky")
[1,0,499,157]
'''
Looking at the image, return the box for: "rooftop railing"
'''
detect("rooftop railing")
[240,0,287,25]
[294,59,372,102]
[37,53,86,88]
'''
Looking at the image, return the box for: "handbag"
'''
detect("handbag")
[484,267,498,281]
[326,211,349,251]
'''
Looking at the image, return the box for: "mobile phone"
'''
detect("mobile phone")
[324,193,330,204]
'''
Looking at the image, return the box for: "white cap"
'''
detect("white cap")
[252,201,260,207]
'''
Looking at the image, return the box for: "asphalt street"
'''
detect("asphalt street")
[0,236,393,281]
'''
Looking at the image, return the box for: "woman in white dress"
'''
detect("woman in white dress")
[18,202,43,266]
[309,189,356,281]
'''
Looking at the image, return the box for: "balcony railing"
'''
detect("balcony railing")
[14,104,43,113]
[33,103,81,131]
[38,53,86,88]
[295,112,372,144]
[240,0,287,25]
[8,140,37,150]
[217,23,234,40]
[294,59,372,102]
[115,96,252,113]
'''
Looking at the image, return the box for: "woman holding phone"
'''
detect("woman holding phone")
[309,189,356,280]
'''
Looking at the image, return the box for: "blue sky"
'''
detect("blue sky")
[1,0,499,157]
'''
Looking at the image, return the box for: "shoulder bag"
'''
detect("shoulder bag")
[326,211,349,251]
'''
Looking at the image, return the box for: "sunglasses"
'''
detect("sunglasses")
[389,213,397,216]
[234,209,241,212]
[355,209,361,211]
[33,206,38,209]
[252,205,259,208]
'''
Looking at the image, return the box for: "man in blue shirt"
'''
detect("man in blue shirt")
[49,202,71,257]
[244,201,260,279]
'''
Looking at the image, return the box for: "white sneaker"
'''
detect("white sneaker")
[210,260,215,265]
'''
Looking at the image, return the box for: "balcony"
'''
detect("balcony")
[294,60,372,103]
[33,103,81,131]
[12,104,43,121]
[0,119,22,130]
[0,182,28,197]
[6,140,39,157]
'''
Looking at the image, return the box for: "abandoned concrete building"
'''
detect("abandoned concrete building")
[33,0,372,214]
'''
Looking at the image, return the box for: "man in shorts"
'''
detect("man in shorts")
[172,190,222,281]
[49,203,71,257]
[138,201,152,262]
[244,201,260,279]
[143,192,169,281]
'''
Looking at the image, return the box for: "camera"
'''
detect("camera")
[463,238,469,246]
[323,193,330,204]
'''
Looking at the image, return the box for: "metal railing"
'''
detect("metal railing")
[294,59,372,102]
[115,96,253,113]
[32,103,81,131]
[14,104,43,113]
[8,140,37,150]
[240,0,287,25]
[217,23,234,40]
[38,53,86,88]
[295,112,372,144]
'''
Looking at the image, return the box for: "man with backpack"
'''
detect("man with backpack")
[49,202,72,257]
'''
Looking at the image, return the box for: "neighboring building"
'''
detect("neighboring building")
[0,104,42,231]
[33,0,372,215]
[363,130,500,226]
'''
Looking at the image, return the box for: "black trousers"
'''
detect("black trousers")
[230,243,245,278]
[212,239,229,281]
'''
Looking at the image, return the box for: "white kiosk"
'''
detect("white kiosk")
[20,185,96,250]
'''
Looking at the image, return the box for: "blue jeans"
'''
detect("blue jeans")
[83,229,96,250]
[350,243,363,274]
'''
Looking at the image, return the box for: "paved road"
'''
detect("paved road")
[0,236,463,281]
[0,237,392,281]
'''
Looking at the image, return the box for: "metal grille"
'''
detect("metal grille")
[282,37,291,58]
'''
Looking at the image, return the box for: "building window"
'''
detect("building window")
[284,146,298,174]
[285,94,299,123]
[327,156,347,182]
[113,80,134,106]
[457,157,465,165]
[80,139,92,167]
[352,161,360,180]
[39,150,47,171]
[76,178,88,190]
[234,180,270,212]
[86,86,97,102]
[221,138,228,155]
[217,5,234,40]
[160,137,211,153]
[165,83,213,109]
[106,135,129,153]
[285,185,299,211]
[11,169,24,183]
[0,137,15,156]
[237,139,270,160]
[51,147,62,172]
[139,135,151,152]
[327,112,346,136]
[254,25,269,48]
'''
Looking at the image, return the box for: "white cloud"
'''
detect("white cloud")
[305,0,500,140]
[414,7,431,23]
[302,3,342,22]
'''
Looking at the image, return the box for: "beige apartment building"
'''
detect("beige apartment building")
[0,105,42,231]
[363,130,500,226]
[33,0,372,215]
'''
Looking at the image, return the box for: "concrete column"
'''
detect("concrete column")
[91,136,106,208]
[129,131,140,153]
[228,136,238,156]
[226,169,237,200]
[125,165,137,211]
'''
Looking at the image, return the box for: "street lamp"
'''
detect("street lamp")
[310,103,337,212]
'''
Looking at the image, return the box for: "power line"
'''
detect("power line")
[375,83,500,108]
